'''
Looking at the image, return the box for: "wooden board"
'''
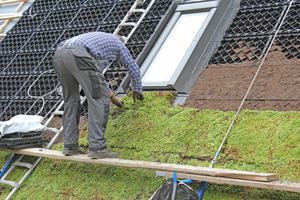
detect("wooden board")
[0,148,278,182]
[163,172,300,193]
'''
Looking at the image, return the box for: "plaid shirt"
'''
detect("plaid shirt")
[58,32,142,92]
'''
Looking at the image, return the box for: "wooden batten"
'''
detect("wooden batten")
[0,13,22,20]
[0,19,11,32]
[0,148,278,182]
[0,0,27,5]
[163,172,300,193]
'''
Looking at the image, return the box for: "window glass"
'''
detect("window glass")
[142,12,209,84]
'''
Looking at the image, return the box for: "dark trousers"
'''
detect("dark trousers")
[52,46,110,150]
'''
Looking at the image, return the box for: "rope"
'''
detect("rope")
[209,0,294,168]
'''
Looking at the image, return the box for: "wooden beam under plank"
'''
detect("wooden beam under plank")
[0,147,278,182]
[163,172,300,193]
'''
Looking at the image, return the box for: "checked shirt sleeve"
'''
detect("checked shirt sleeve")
[117,46,143,92]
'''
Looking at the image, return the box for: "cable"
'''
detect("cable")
[26,69,60,116]
[28,6,37,18]
[209,0,294,168]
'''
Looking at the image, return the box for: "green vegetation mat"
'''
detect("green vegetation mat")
[0,91,299,199]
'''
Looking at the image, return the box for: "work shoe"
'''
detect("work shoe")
[88,149,119,159]
[62,146,86,156]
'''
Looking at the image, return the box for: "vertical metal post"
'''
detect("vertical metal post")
[171,172,177,200]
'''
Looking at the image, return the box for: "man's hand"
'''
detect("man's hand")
[133,91,144,103]
[110,95,124,107]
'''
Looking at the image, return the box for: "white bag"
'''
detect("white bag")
[0,115,46,138]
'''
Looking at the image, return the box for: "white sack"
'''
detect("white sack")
[0,115,46,138]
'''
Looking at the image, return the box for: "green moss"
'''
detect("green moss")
[0,91,299,199]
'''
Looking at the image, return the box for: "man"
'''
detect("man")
[52,32,144,159]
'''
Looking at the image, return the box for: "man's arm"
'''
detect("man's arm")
[117,46,143,92]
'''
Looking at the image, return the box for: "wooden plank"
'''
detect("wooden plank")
[0,14,22,20]
[0,0,27,5]
[163,172,300,193]
[0,148,278,182]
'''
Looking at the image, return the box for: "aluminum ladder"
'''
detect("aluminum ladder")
[103,0,156,74]
[113,0,156,44]
[0,1,156,199]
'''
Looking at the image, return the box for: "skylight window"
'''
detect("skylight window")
[142,12,209,84]
[140,1,218,89]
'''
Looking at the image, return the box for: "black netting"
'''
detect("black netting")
[54,0,87,10]
[7,13,47,34]
[21,30,63,52]
[38,9,79,31]
[0,54,15,72]
[209,36,269,65]
[105,71,128,91]
[0,33,31,54]
[127,43,146,59]
[69,4,131,28]
[273,33,300,59]
[209,0,300,65]
[0,75,30,99]
[17,74,60,100]
[85,0,126,6]
[2,52,46,75]
[59,27,100,43]
[226,6,284,36]
[33,51,56,73]
[0,99,60,121]
[279,4,300,32]
[0,100,11,120]
[240,0,290,7]
[23,0,59,14]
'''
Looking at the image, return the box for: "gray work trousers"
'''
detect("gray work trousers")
[52,46,110,150]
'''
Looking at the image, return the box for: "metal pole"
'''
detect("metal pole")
[171,172,177,200]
